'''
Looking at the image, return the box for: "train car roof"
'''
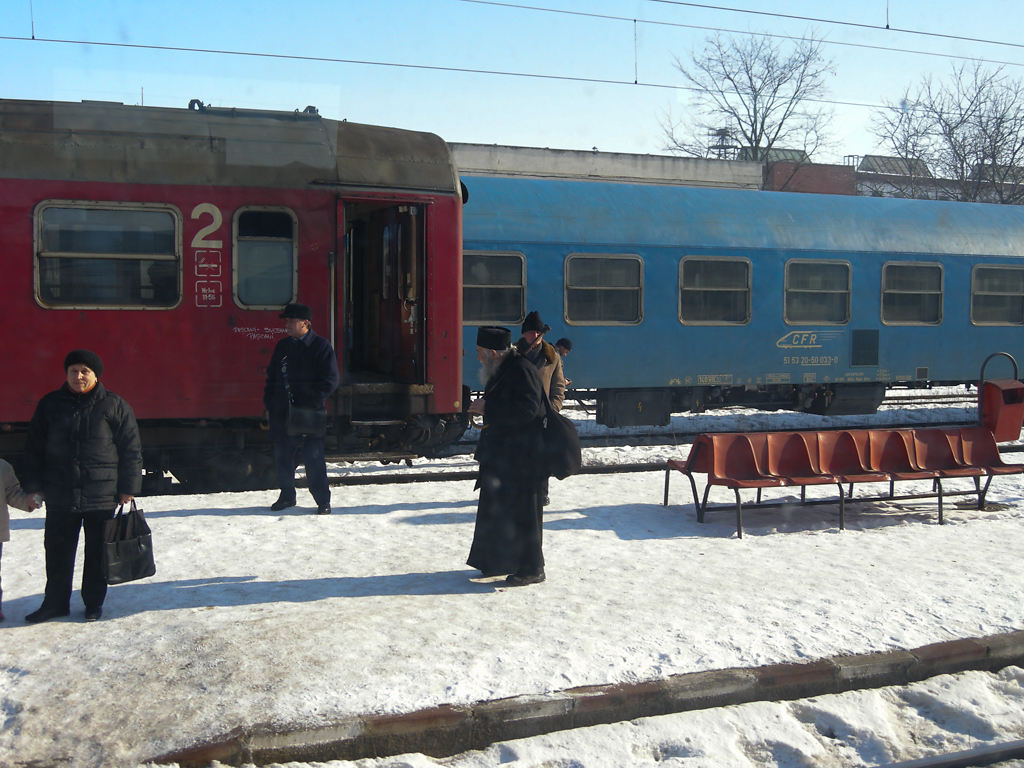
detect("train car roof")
[461,174,1024,258]
[0,98,459,194]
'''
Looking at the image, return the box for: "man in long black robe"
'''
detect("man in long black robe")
[467,326,548,586]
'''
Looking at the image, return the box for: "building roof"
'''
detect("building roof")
[857,155,933,177]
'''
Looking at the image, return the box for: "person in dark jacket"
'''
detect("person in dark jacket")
[466,326,548,586]
[263,303,340,515]
[22,350,143,623]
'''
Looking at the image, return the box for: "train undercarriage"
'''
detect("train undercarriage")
[139,410,470,494]
[595,382,887,428]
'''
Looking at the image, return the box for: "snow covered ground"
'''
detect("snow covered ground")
[2,393,1023,768]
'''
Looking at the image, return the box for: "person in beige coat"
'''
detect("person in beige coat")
[514,311,566,412]
[514,310,568,506]
[2,459,40,621]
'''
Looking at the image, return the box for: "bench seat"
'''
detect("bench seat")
[664,426,1023,537]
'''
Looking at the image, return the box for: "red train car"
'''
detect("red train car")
[0,98,466,492]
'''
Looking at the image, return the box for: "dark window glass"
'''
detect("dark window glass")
[37,205,178,307]
[882,263,942,324]
[680,257,750,324]
[565,254,642,324]
[463,251,525,324]
[972,266,1024,325]
[785,261,850,323]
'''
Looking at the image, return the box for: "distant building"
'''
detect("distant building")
[736,147,810,164]
[449,143,763,190]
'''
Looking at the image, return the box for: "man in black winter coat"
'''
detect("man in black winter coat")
[263,303,340,515]
[466,326,548,586]
[22,350,142,623]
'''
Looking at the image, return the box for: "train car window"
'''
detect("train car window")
[565,254,642,325]
[463,251,525,324]
[881,262,943,325]
[784,260,850,324]
[35,202,180,309]
[233,208,297,308]
[679,257,751,325]
[971,265,1024,325]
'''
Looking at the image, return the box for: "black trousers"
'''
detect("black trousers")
[42,507,112,611]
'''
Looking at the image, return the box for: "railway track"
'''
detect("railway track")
[551,390,981,414]
[322,417,1022,488]
[153,394,1002,494]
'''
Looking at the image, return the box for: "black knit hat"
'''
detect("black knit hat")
[64,349,103,377]
[476,326,511,350]
[521,310,550,334]
[555,338,572,351]
[280,303,312,320]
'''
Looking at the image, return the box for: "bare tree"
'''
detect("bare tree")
[663,33,834,162]
[872,64,1024,203]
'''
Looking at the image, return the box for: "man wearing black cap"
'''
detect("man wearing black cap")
[22,350,142,622]
[515,311,566,506]
[467,326,548,586]
[263,303,340,514]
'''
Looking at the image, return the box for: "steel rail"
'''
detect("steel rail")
[883,738,1024,767]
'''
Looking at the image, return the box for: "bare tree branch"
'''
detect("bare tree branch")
[664,33,834,163]
[871,63,1024,203]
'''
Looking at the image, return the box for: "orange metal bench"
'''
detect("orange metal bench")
[664,426,1024,537]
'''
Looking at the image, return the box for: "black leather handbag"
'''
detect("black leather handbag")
[103,500,156,585]
[542,394,582,480]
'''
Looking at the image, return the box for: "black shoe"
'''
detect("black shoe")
[316,505,331,515]
[25,605,70,623]
[270,495,296,512]
[505,571,546,587]
[84,607,103,622]
[480,569,508,578]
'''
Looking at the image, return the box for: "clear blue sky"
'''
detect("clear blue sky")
[3,0,1023,162]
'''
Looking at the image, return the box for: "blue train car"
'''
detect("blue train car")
[459,174,1024,427]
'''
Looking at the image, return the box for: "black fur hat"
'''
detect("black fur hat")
[476,326,511,350]
[521,311,550,334]
[64,349,103,377]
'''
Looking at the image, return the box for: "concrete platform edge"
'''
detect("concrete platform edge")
[152,629,1024,767]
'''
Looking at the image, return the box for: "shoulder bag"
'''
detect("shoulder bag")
[281,354,327,437]
[103,499,156,584]
[542,391,582,480]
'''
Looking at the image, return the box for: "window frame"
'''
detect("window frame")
[970,263,1024,326]
[33,199,182,310]
[880,261,944,326]
[783,258,852,325]
[462,249,527,326]
[564,252,644,326]
[231,206,299,310]
[678,255,752,326]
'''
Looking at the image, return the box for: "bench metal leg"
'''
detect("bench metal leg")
[663,468,670,506]
[700,484,712,524]
[734,489,743,539]
[836,482,846,530]
[978,474,994,509]
[936,478,944,524]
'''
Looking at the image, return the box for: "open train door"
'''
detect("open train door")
[338,199,426,421]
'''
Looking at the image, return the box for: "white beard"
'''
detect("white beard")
[478,353,503,386]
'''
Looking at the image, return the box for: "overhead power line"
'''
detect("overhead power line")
[646,0,1024,51]
[459,0,1024,69]
[0,33,887,113]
